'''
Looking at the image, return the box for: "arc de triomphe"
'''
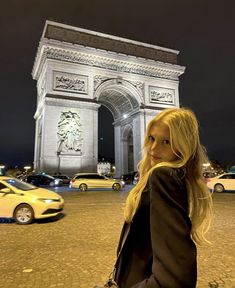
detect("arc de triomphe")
[32,21,185,177]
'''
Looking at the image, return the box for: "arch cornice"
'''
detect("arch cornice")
[32,44,185,81]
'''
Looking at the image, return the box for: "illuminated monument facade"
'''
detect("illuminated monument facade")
[32,21,185,176]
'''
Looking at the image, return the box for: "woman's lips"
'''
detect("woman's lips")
[150,155,161,161]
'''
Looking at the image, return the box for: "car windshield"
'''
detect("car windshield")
[41,174,54,179]
[4,179,38,191]
[55,176,67,179]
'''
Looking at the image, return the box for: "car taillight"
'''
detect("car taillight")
[71,179,75,182]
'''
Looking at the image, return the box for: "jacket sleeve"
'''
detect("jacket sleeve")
[132,167,197,288]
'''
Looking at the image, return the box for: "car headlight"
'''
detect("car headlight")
[37,198,55,203]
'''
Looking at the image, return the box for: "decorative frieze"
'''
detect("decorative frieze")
[53,71,88,94]
[33,46,183,81]
[149,86,175,105]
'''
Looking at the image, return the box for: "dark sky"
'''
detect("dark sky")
[0,0,234,168]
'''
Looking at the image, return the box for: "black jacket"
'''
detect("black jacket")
[114,166,197,288]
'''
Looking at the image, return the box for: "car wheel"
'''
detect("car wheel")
[14,204,34,225]
[79,183,88,191]
[112,183,121,191]
[214,183,225,193]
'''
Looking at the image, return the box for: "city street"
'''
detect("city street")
[0,186,234,288]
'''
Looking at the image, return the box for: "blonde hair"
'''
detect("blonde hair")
[124,107,213,244]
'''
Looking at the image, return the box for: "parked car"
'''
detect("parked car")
[206,173,235,193]
[52,175,71,185]
[121,171,138,184]
[0,176,64,224]
[26,174,63,187]
[70,173,123,191]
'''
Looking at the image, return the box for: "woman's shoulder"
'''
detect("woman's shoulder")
[149,166,188,209]
[150,166,186,180]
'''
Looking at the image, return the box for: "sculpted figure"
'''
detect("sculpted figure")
[57,111,82,153]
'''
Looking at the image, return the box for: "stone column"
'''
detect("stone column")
[132,111,147,170]
[114,124,122,178]
[122,138,128,174]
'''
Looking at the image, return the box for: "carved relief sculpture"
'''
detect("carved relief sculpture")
[57,111,83,153]
[149,86,175,105]
[53,71,88,94]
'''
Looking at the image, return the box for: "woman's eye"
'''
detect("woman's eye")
[148,135,155,142]
[162,139,170,145]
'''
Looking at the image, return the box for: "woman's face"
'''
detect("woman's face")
[147,122,178,167]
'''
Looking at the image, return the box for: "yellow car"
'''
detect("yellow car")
[70,173,123,191]
[0,176,64,224]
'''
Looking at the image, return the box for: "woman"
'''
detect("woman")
[112,107,213,288]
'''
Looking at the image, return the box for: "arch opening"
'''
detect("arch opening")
[122,124,134,174]
[98,105,114,163]
[97,83,140,176]
[98,88,139,121]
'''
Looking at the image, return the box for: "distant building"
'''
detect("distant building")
[97,162,111,175]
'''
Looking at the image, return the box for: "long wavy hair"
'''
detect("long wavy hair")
[124,107,213,244]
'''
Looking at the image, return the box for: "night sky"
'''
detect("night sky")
[1,0,234,168]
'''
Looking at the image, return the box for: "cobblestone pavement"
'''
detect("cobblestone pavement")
[0,186,234,288]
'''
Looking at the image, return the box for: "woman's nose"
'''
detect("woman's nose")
[150,141,158,151]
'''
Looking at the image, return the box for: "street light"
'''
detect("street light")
[24,166,31,175]
[0,165,5,176]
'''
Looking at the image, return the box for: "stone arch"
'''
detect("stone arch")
[32,21,184,176]
[94,79,143,175]
[94,78,143,121]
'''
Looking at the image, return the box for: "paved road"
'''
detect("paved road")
[0,186,234,288]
